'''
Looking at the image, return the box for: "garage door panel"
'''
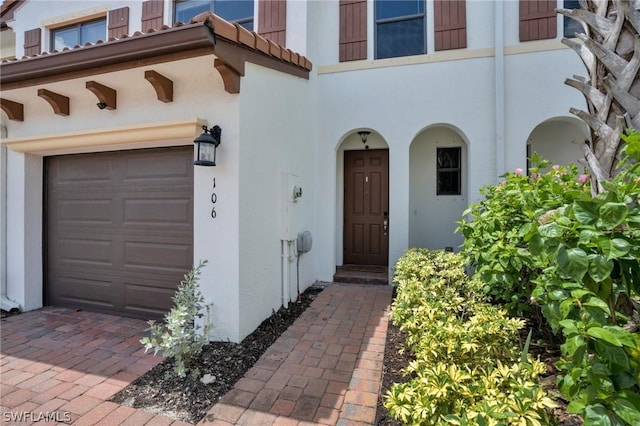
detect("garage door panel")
[46,147,194,320]
[125,154,192,181]
[57,238,113,266]
[124,198,191,226]
[57,199,114,223]
[124,241,192,272]
[54,157,113,184]
[48,273,115,307]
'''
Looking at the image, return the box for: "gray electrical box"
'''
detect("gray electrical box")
[297,231,312,253]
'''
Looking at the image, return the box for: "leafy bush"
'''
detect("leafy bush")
[385,249,556,425]
[140,260,211,378]
[457,156,588,316]
[458,133,640,424]
[529,134,640,424]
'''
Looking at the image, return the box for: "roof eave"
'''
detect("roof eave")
[0,23,216,89]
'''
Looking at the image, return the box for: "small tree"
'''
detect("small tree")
[140,260,211,378]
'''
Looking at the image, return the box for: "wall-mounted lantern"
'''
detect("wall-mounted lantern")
[357,130,370,144]
[194,125,222,166]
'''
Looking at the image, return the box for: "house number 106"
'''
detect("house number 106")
[211,178,217,219]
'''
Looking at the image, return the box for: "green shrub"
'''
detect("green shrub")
[529,134,640,424]
[457,156,587,316]
[140,260,211,378]
[458,133,640,424]
[385,249,556,425]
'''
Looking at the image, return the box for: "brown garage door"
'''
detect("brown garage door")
[45,146,194,320]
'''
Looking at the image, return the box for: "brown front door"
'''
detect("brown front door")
[343,149,389,265]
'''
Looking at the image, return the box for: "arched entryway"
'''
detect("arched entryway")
[408,125,468,251]
[526,117,589,170]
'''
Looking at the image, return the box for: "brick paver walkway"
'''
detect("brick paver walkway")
[0,283,392,425]
[0,308,181,425]
[199,284,392,426]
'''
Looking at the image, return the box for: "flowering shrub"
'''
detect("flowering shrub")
[457,154,588,316]
[385,249,556,425]
[530,134,640,424]
[459,133,640,424]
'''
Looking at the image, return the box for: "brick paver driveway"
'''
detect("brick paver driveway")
[1,283,392,425]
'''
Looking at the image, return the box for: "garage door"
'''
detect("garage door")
[45,147,194,320]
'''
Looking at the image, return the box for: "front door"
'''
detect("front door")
[343,149,389,265]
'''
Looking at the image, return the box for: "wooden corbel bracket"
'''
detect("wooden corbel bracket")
[144,70,173,103]
[0,98,24,121]
[214,58,241,94]
[86,81,117,110]
[37,89,70,116]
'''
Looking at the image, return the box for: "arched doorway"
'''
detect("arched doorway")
[409,125,468,250]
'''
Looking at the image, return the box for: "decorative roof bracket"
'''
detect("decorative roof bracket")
[86,80,117,110]
[144,70,173,102]
[0,98,24,121]
[37,88,70,116]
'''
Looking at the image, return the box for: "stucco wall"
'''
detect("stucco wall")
[527,119,589,170]
[236,62,315,341]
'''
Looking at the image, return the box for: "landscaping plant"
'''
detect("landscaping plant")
[385,249,556,426]
[530,133,640,425]
[140,260,211,378]
[457,155,588,318]
[458,133,640,424]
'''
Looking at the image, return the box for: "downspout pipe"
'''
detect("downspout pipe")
[495,0,506,182]
[0,133,20,312]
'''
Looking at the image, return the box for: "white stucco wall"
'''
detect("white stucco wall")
[236,62,315,341]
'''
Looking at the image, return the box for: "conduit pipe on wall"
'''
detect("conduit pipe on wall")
[281,240,296,309]
[0,139,20,312]
[495,0,506,182]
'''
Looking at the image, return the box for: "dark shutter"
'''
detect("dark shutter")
[142,0,164,33]
[108,7,130,39]
[24,28,41,56]
[339,0,367,62]
[519,0,557,42]
[258,0,286,46]
[434,0,466,51]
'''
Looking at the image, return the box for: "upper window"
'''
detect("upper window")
[437,147,461,195]
[51,18,106,51]
[563,0,582,38]
[375,0,426,59]
[175,0,254,30]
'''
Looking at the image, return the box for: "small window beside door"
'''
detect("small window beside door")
[51,18,107,51]
[436,147,461,195]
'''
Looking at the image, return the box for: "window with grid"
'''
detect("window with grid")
[51,18,106,51]
[175,0,254,30]
[375,0,426,59]
[436,147,461,195]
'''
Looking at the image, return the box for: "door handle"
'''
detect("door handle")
[383,211,389,236]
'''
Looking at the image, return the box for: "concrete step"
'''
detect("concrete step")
[333,265,388,285]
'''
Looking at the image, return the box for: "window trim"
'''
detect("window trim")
[374,0,427,60]
[436,147,462,196]
[50,17,107,51]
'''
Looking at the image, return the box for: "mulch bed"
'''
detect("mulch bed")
[110,285,324,423]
